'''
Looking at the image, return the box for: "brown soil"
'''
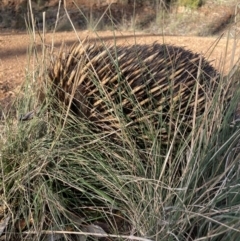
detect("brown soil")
[1,30,240,115]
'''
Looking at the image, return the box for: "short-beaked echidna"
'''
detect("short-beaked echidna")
[43,41,220,143]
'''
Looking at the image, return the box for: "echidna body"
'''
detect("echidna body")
[45,42,219,143]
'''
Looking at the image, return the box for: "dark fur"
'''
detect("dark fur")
[45,42,220,143]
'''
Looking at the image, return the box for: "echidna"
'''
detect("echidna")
[42,41,220,144]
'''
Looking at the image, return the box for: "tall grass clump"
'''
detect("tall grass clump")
[1,7,240,241]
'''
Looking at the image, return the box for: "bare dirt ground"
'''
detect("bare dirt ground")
[1,30,240,114]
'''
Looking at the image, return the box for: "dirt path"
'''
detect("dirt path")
[1,30,240,108]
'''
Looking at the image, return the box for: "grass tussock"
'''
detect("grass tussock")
[1,8,240,241]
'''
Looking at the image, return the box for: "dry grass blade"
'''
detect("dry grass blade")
[24,230,154,241]
[0,216,10,237]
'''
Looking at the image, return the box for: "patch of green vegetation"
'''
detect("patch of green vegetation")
[178,0,204,9]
